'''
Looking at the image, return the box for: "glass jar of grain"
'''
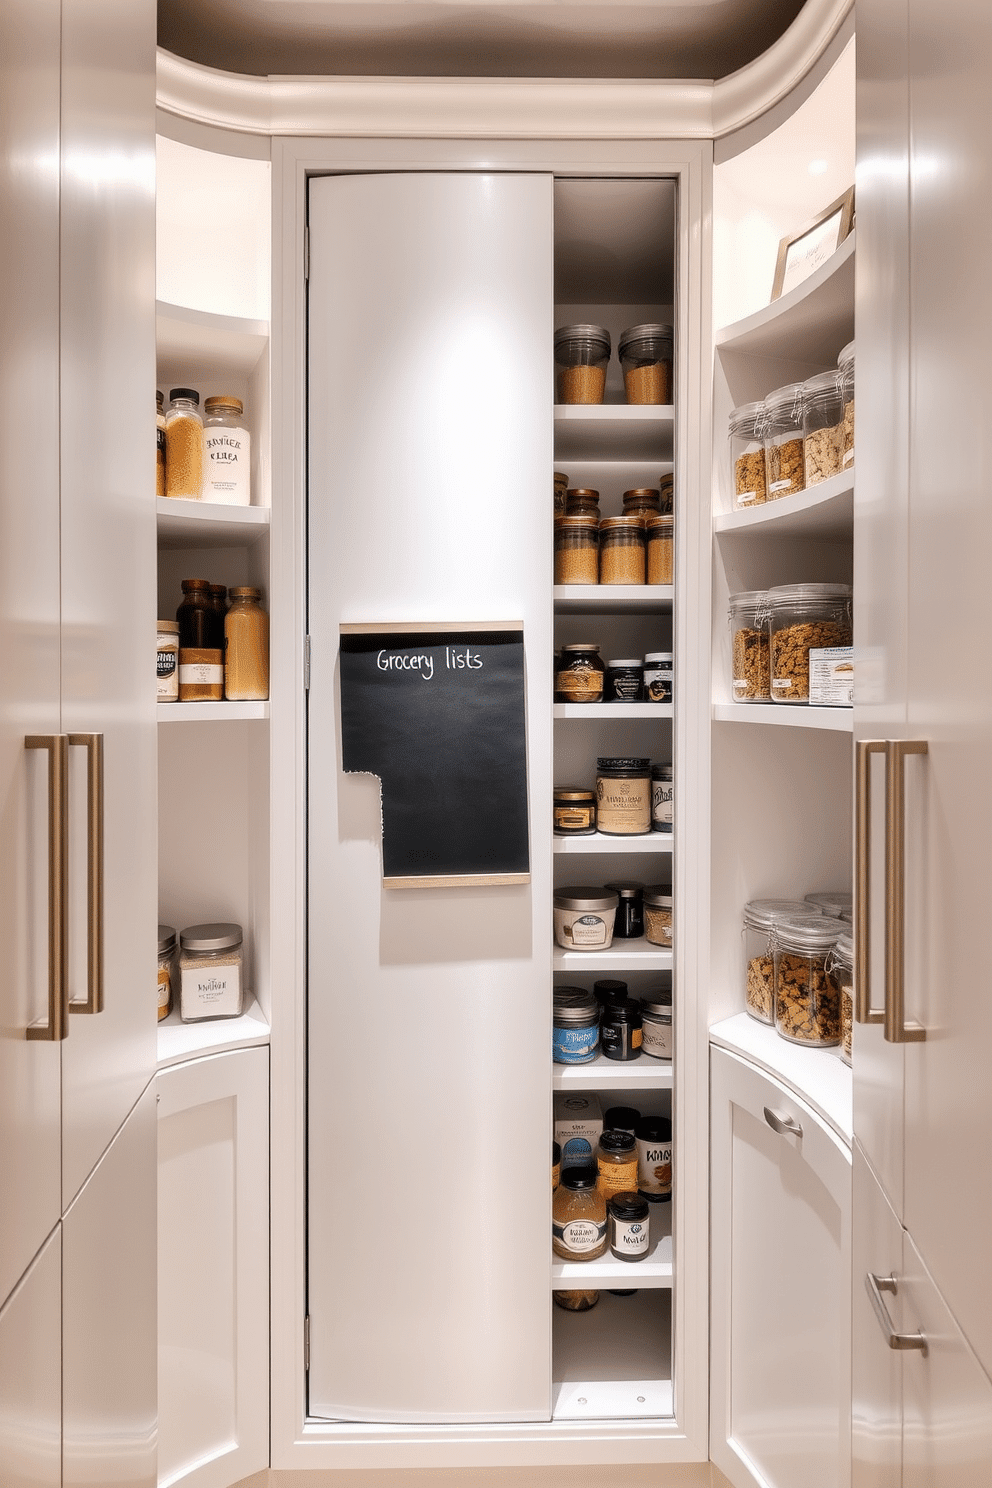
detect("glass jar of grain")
[766,583,852,703]
[646,514,674,584]
[224,587,269,701]
[774,914,842,1047]
[565,487,601,517]
[828,930,855,1064]
[729,400,767,508]
[179,922,244,1022]
[599,516,646,585]
[802,370,844,486]
[165,388,203,500]
[554,324,611,404]
[156,390,167,497]
[619,323,673,404]
[763,382,805,500]
[741,899,814,1024]
[554,516,599,585]
[643,885,673,947]
[622,488,661,518]
[552,1165,607,1261]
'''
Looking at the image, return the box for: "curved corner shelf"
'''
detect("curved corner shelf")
[554,703,673,721]
[714,469,853,541]
[156,299,269,381]
[710,1012,852,1143]
[715,232,854,364]
[554,405,674,462]
[554,584,673,613]
[553,943,673,972]
[554,832,673,855]
[156,996,271,1072]
[713,703,851,733]
[158,701,269,723]
[157,497,271,549]
[552,1053,673,1091]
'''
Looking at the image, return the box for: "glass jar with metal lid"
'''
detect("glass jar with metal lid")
[635,1114,673,1202]
[553,1164,608,1260]
[805,890,853,919]
[838,340,855,469]
[802,370,844,487]
[553,986,600,1064]
[729,590,770,702]
[556,643,605,702]
[619,323,674,405]
[203,395,250,505]
[553,887,618,951]
[603,882,644,939]
[827,930,855,1064]
[596,757,652,835]
[729,401,767,508]
[742,899,817,1023]
[158,924,177,1023]
[646,515,674,585]
[763,382,805,500]
[774,914,842,1047]
[600,515,646,585]
[608,1192,651,1262]
[596,1129,639,1198]
[600,998,642,1061]
[179,922,244,1022]
[764,583,853,703]
[623,488,661,518]
[640,992,673,1060]
[565,487,601,517]
[643,885,673,947]
[554,517,600,585]
[553,786,597,836]
[555,324,611,404]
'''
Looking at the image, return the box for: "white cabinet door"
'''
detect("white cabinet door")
[62,1081,157,1488]
[711,1048,852,1488]
[851,1143,902,1488]
[157,1049,269,1488]
[0,0,64,1308]
[0,1227,61,1488]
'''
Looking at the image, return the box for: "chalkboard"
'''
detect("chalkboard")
[339,623,530,887]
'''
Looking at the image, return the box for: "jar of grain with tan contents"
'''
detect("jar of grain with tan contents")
[623,488,661,519]
[765,583,852,703]
[156,391,167,497]
[763,383,805,500]
[554,325,610,404]
[802,370,844,486]
[165,388,203,499]
[729,590,770,702]
[741,899,813,1023]
[827,930,854,1065]
[774,914,841,1047]
[224,587,269,701]
[643,885,673,947]
[729,401,767,508]
[619,323,673,404]
[565,487,601,517]
[838,340,855,470]
[554,516,599,584]
[599,516,645,585]
[646,514,674,584]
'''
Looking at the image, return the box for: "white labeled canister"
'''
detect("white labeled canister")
[203,396,251,505]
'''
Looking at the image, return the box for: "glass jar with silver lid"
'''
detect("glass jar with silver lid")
[553,887,618,951]
[553,986,600,1064]
[640,991,673,1060]
[179,921,244,1022]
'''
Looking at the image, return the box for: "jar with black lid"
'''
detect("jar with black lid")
[553,786,597,836]
[552,1163,608,1260]
[594,979,627,1007]
[553,986,600,1065]
[604,882,644,939]
[596,757,652,835]
[635,1114,673,1203]
[602,1105,641,1133]
[608,1193,651,1262]
[601,998,643,1061]
[605,659,643,703]
[556,644,605,703]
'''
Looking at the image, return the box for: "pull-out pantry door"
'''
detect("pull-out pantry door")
[307,171,553,1423]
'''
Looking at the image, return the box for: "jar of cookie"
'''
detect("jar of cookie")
[773,914,842,1047]
[742,899,815,1024]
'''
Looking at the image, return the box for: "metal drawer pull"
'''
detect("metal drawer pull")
[855,739,886,1025]
[25,735,69,1042]
[68,733,104,1014]
[763,1107,803,1138]
[884,740,927,1043]
[866,1273,928,1355]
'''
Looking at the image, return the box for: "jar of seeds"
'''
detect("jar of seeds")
[600,516,646,585]
[619,323,673,404]
[646,515,674,584]
[554,324,610,404]
[179,922,244,1022]
[165,388,203,500]
[554,516,600,585]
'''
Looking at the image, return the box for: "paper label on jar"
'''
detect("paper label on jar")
[642,1018,673,1059]
[598,1161,639,1199]
[843,447,854,465]
[569,914,607,946]
[643,671,673,703]
[553,1217,607,1253]
[737,490,758,505]
[179,663,224,685]
[611,1215,649,1257]
[637,1139,673,1197]
[652,779,673,829]
[769,477,792,492]
[181,962,240,1018]
[772,677,793,690]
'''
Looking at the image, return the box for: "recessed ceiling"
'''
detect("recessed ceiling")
[158,0,809,81]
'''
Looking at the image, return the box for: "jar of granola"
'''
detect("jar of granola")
[802,370,844,487]
[838,340,855,470]
[765,583,852,704]
[729,591,770,702]
[599,516,646,585]
[729,401,767,508]
[742,899,815,1024]
[555,324,610,404]
[762,383,805,500]
[774,914,842,1047]
[828,930,854,1065]
[554,516,600,585]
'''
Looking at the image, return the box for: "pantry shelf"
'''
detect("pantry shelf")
[552,1290,673,1422]
[553,584,674,614]
[552,1054,673,1091]
[710,1013,852,1143]
[554,405,675,462]
[158,701,270,722]
[712,703,852,733]
[553,944,673,973]
[156,299,269,379]
[553,1203,672,1289]
[715,232,855,363]
[554,703,673,721]
[553,833,673,855]
[156,497,271,549]
[713,469,853,541]
[156,996,270,1073]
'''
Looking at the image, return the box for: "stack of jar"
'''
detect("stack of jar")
[553,879,673,952]
[554,758,673,839]
[554,324,674,405]
[553,978,673,1064]
[158,578,269,703]
[728,584,852,705]
[741,890,853,1059]
[157,921,245,1024]
[553,482,674,587]
[160,387,252,505]
[727,340,855,509]
[555,646,674,704]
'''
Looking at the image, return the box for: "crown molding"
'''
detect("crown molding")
[155,0,853,143]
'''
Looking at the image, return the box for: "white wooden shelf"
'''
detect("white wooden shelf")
[552,1289,673,1421]
[156,300,268,380]
[554,405,674,462]
[156,996,270,1072]
[158,701,269,722]
[157,497,270,549]
[714,469,853,541]
[712,703,852,733]
[715,233,855,364]
[554,832,673,855]
[555,703,673,721]
[709,1012,852,1143]
[553,1202,672,1288]
[554,584,674,613]
[553,943,673,972]
[553,1053,673,1090]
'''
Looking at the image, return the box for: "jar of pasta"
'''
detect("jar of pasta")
[802,370,844,486]
[742,899,814,1023]
[599,516,646,585]
[774,914,842,1047]
[554,516,599,585]
[619,323,673,404]
[766,583,852,704]
[729,401,767,508]
[763,383,805,500]
[729,590,770,702]
[555,324,610,404]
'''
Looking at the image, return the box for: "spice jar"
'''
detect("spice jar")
[553,1289,600,1312]
[554,471,569,516]
[729,591,770,703]
[165,388,203,500]
[156,391,167,498]
[556,643,605,703]
[603,882,644,939]
[599,516,646,585]
[640,994,673,1060]
[554,324,611,405]
[554,517,600,586]
[605,659,642,703]
[763,383,805,501]
[225,587,269,701]
[179,922,244,1022]
[553,986,600,1064]
[802,370,844,486]
[157,621,179,702]
[643,653,673,703]
[651,763,673,833]
[622,488,661,518]
[553,1142,561,1191]
[157,924,177,1023]
[774,914,842,1047]
[553,786,597,836]
[565,487,601,517]
[608,1193,650,1262]
[177,579,224,701]
[596,1130,639,1199]
[552,1164,608,1261]
[646,515,674,585]
[600,998,643,1061]
[203,395,251,505]
[838,340,855,470]
[636,1115,673,1202]
[596,757,652,836]
[602,1105,641,1133]
[643,886,673,948]
[742,899,816,1023]
[729,401,767,508]
[553,887,619,951]
[765,583,852,704]
[828,930,855,1065]
[619,323,673,404]
[804,891,853,919]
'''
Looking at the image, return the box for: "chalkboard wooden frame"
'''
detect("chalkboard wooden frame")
[339,621,531,888]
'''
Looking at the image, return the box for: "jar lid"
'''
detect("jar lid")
[169,387,200,404]
[606,659,642,669]
[838,339,855,367]
[553,887,619,912]
[744,898,817,929]
[803,369,841,397]
[805,891,853,917]
[180,578,211,592]
[776,914,841,952]
[603,882,644,900]
[158,923,177,954]
[644,652,673,664]
[554,471,570,485]
[599,1129,636,1155]
[645,515,674,532]
[594,979,628,1002]
[618,323,673,355]
[157,620,179,634]
[566,488,600,500]
[180,921,243,952]
[728,399,766,434]
[204,395,244,414]
[729,589,767,607]
[764,382,804,412]
[229,586,262,599]
[555,324,611,352]
[597,756,650,772]
[561,643,601,654]
[210,585,227,598]
[603,1105,641,1130]
[623,488,660,502]
[599,516,645,533]
[643,885,673,908]
[834,931,854,963]
[553,986,600,1023]
[560,1163,600,1191]
[156,389,164,409]
[554,786,596,802]
[608,1191,650,1221]
[765,582,852,606]
[635,1114,672,1141]
[651,762,673,779]
[641,995,673,1017]
[554,515,600,531]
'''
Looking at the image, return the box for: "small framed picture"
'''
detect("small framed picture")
[771,188,855,301]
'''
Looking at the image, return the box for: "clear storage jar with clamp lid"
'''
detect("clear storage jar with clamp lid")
[555,324,610,404]
[729,590,770,702]
[763,382,805,500]
[802,370,844,486]
[729,400,767,508]
[774,914,842,1046]
[742,899,816,1023]
[619,323,673,404]
[554,517,600,585]
[838,340,855,469]
[827,931,855,1065]
[765,583,852,703]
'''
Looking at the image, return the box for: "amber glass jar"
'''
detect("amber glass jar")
[599,516,646,585]
[565,487,601,517]
[225,587,269,701]
[177,578,223,701]
[552,1165,608,1261]
[556,644,605,703]
[554,516,599,585]
[622,488,661,518]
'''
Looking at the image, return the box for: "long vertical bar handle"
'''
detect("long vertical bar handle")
[855,740,887,1024]
[884,739,927,1043]
[68,733,104,1014]
[25,735,69,1041]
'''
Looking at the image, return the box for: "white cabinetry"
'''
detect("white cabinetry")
[0,1230,61,1488]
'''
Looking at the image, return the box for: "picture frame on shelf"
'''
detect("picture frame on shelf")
[771,188,855,301]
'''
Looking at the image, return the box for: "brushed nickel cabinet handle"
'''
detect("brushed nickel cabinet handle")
[855,739,887,1025]
[884,739,927,1044]
[866,1272,928,1354]
[25,735,69,1042]
[68,733,104,1015]
[763,1106,803,1138]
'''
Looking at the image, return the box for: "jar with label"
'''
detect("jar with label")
[156,391,167,498]
[643,652,673,703]
[640,994,673,1060]
[742,899,816,1023]
[622,488,661,519]
[765,583,853,703]
[554,471,569,516]
[763,382,805,500]
[554,324,611,405]
[774,914,842,1046]
[177,578,223,701]
[651,762,673,832]
[802,370,844,487]
[729,590,770,702]
[553,986,600,1064]
[165,388,203,500]
[619,323,673,404]
[565,487,601,517]
[596,757,652,835]
[553,887,618,951]
[179,922,244,1022]
[729,400,767,507]
[553,1142,561,1190]
[636,1115,673,1202]
[203,395,251,505]
[157,924,177,1023]
[643,885,673,947]
[646,515,674,585]
[556,643,605,702]
[804,890,853,919]
[603,882,644,939]
[552,1164,608,1260]
[554,518,600,585]
[596,1130,639,1198]
[553,786,597,836]
[605,659,643,703]
[599,516,646,585]
[602,1105,641,1133]
[225,587,269,701]
[828,930,854,1065]
[608,1193,650,1262]
[600,997,643,1061]
[838,340,855,468]
[157,621,179,701]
